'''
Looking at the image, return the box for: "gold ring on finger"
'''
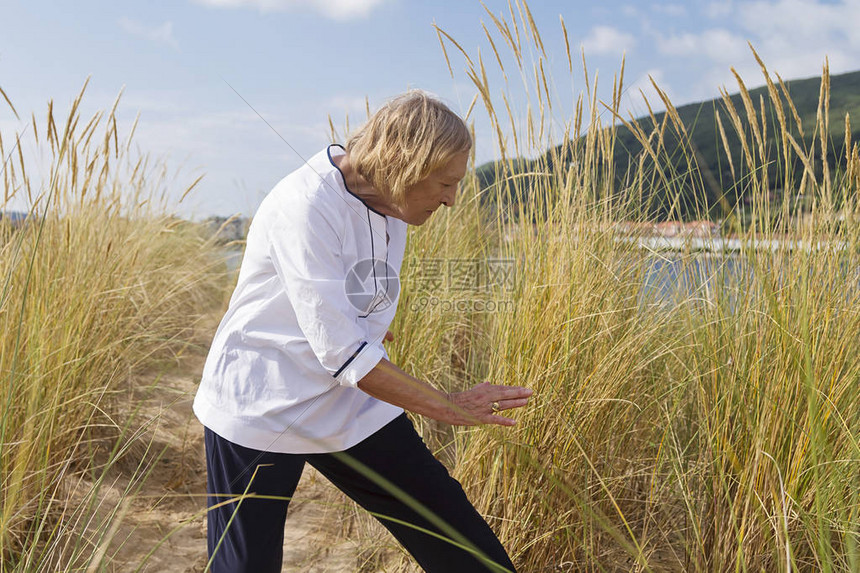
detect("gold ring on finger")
[491,401,500,413]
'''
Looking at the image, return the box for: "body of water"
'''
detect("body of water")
[219,242,859,312]
[638,251,859,310]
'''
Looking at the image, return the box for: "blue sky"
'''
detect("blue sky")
[2,0,859,217]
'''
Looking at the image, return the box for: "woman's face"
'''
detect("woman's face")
[397,150,470,225]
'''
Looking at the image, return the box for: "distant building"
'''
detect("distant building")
[204,216,249,243]
[614,221,655,236]
[680,221,720,238]
[0,211,28,227]
[616,220,720,238]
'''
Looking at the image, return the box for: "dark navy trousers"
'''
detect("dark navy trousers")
[205,413,516,572]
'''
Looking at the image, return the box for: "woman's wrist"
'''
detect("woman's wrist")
[359,360,454,421]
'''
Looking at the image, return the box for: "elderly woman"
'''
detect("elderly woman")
[193,91,532,572]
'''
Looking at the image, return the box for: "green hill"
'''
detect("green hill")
[476,69,860,221]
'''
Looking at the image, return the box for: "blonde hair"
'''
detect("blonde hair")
[346,91,472,208]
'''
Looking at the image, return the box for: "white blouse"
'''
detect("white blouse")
[193,145,405,453]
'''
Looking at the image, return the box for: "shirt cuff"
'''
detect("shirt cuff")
[334,342,385,388]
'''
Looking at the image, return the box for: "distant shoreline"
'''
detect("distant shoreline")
[617,235,850,253]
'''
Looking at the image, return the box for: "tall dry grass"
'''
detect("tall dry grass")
[362,2,860,571]
[4,6,853,571]
[0,81,227,571]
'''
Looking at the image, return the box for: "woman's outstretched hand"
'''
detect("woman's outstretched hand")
[358,360,532,428]
[445,382,532,427]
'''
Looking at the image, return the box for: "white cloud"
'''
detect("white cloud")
[117,18,179,49]
[651,3,687,17]
[622,68,673,117]
[639,0,860,104]
[320,95,372,139]
[656,0,860,93]
[105,89,367,216]
[325,95,369,116]
[190,0,388,20]
[621,5,640,17]
[125,107,323,216]
[581,25,636,56]
[739,0,860,46]
[735,0,860,78]
[655,33,697,56]
[656,28,747,63]
[706,1,734,18]
[651,26,757,100]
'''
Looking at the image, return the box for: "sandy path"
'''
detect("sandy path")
[99,354,383,572]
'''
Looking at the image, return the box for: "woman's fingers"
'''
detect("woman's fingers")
[474,384,532,406]
[494,397,531,412]
[483,386,531,426]
[447,383,532,427]
[486,397,530,426]
[383,330,395,343]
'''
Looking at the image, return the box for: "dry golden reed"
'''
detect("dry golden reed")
[354,2,860,571]
[0,81,227,571]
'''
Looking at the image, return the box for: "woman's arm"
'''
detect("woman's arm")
[357,357,532,427]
